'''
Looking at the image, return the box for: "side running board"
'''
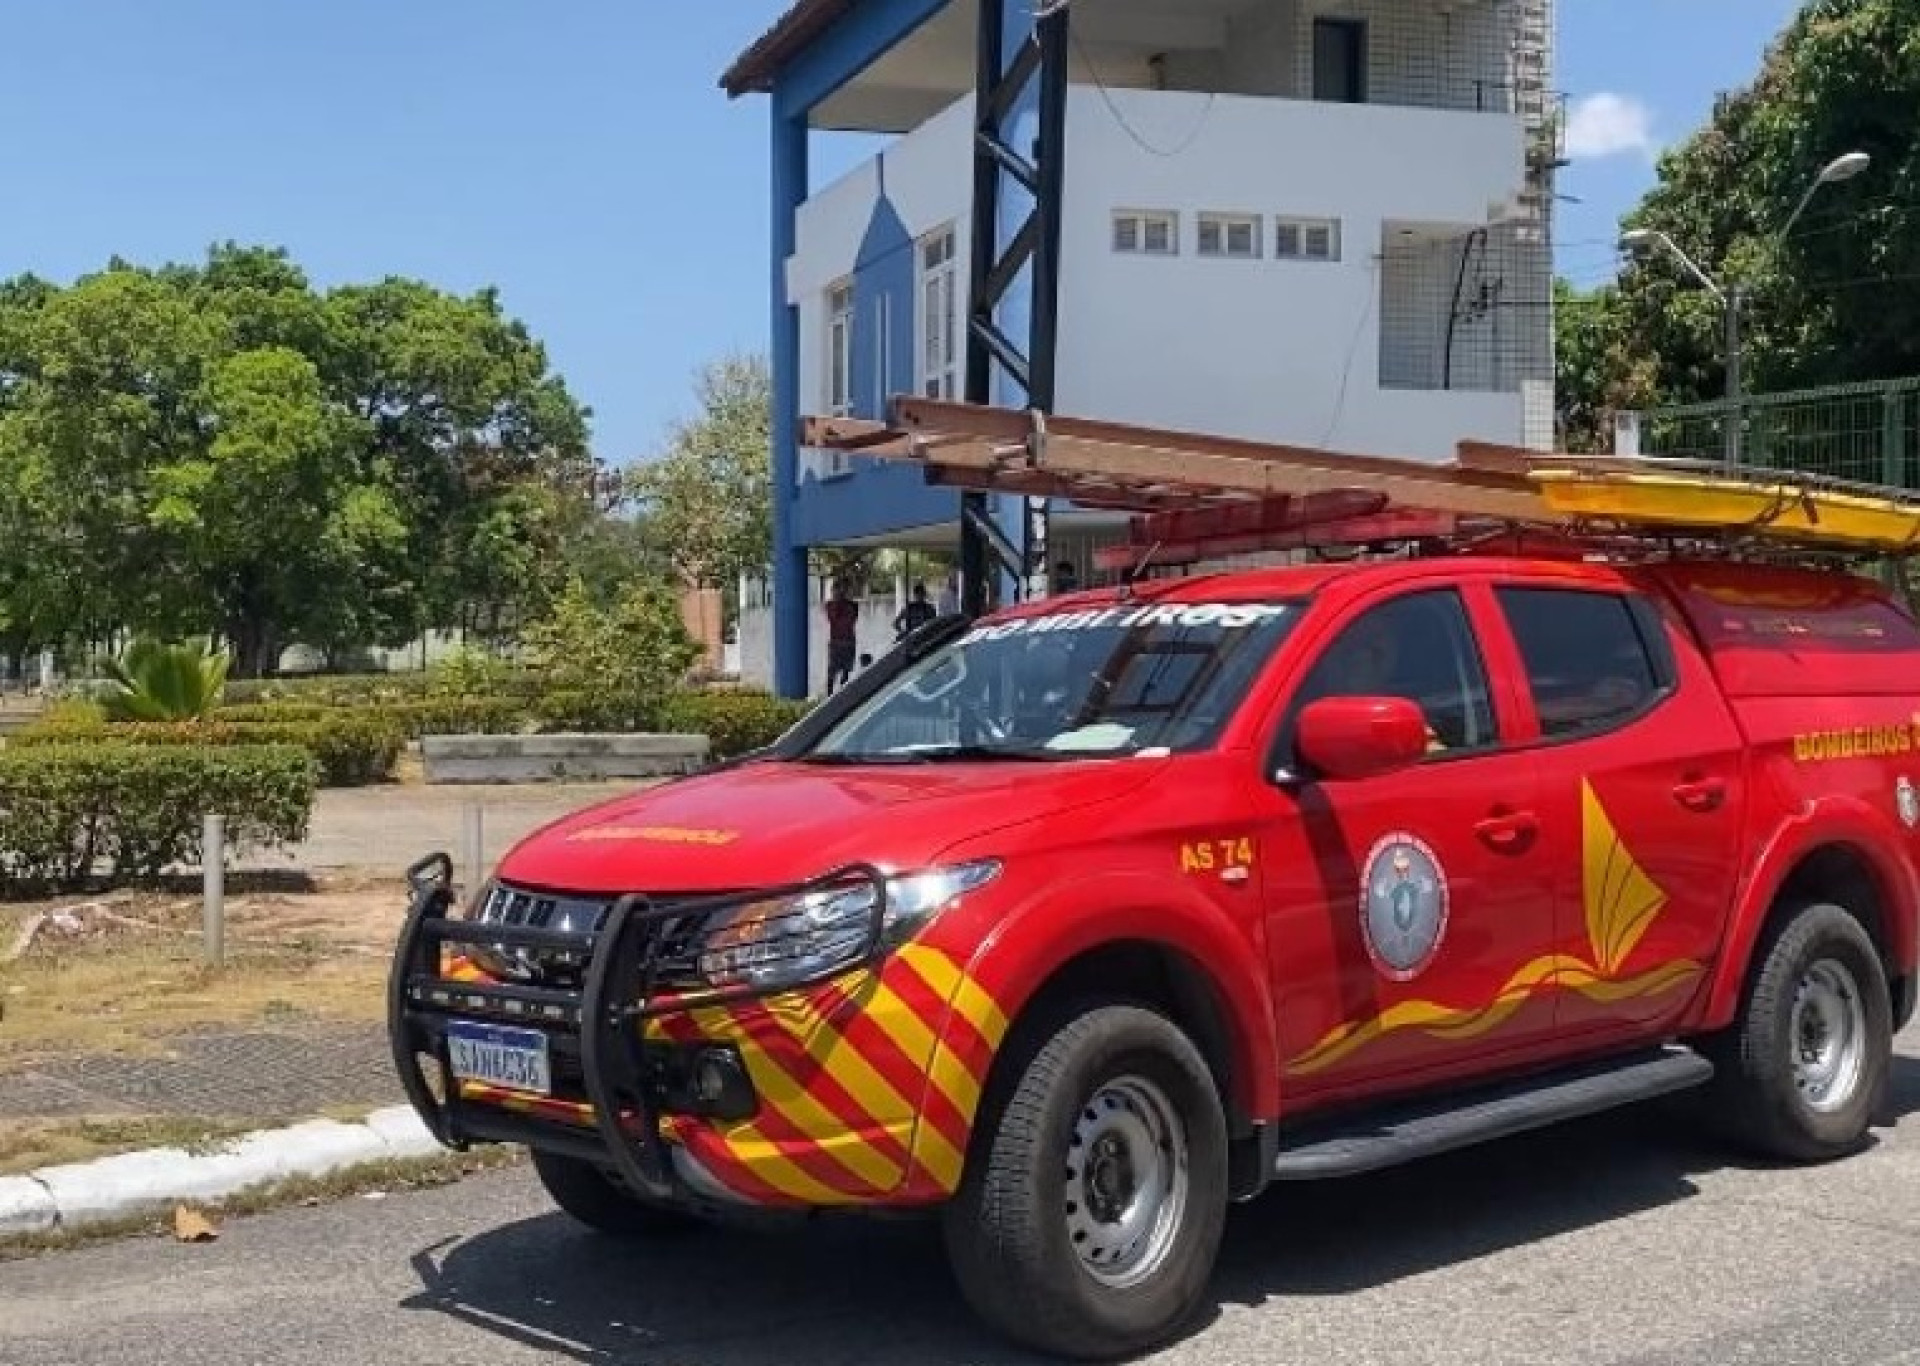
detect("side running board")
[1272,1047,1714,1182]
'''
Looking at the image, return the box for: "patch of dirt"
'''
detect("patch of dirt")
[0,876,407,1069]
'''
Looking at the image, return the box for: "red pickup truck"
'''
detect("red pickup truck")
[390,551,1918,1360]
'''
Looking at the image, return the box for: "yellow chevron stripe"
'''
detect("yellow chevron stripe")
[714,1127,857,1204]
[861,981,983,1122]
[898,945,1009,1045]
[690,1007,901,1193]
[731,1000,919,1132]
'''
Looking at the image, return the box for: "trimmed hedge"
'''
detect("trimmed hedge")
[660,691,814,761]
[223,669,544,708]
[0,743,316,894]
[12,716,405,788]
[216,698,528,740]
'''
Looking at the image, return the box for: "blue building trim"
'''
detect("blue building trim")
[771,111,810,701]
[771,0,951,125]
[765,0,968,695]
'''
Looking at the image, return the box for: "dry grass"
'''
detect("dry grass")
[0,878,403,1067]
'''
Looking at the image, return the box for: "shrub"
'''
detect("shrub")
[660,690,814,760]
[215,698,528,739]
[99,638,231,721]
[0,743,315,895]
[523,578,701,732]
[12,715,405,788]
[222,672,435,707]
[427,645,515,700]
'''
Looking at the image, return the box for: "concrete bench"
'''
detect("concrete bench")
[421,733,711,785]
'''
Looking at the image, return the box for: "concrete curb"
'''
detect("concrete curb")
[0,1105,445,1237]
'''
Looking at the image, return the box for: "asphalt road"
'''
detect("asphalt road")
[4,1023,1917,1366]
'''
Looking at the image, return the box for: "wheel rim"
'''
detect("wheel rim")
[1063,1074,1190,1290]
[1791,958,1867,1115]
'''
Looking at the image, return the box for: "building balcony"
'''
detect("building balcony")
[795,0,1552,136]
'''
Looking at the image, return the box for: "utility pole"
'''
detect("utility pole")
[1620,151,1871,471]
[1725,284,1746,468]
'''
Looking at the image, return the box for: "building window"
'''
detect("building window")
[1312,18,1368,104]
[1276,217,1342,262]
[1198,213,1262,259]
[1113,209,1178,256]
[919,227,960,399]
[821,279,855,478]
[825,280,854,418]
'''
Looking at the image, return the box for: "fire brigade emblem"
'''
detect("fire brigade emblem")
[1360,833,1449,981]
[1898,776,1919,830]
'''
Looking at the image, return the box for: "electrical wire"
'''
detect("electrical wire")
[1066,21,1215,159]
[1316,258,1382,449]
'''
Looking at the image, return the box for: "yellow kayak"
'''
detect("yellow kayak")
[1530,468,1920,554]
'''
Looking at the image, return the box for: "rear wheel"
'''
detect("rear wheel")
[530,1149,704,1236]
[1703,901,1891,1162]
[941,1003,1228,1361]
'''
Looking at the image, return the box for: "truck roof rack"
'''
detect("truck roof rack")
[805,398,1920,569]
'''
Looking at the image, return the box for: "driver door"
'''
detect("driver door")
[1250,585,1563,1104]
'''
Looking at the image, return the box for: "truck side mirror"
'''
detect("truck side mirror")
[1295,696,1429,782]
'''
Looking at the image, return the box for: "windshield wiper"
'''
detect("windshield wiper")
[889,743,1081,764]
[791,752,925,766]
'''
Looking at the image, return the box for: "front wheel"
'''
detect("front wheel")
[1703,901,1892,1163]
[530,1149,704,1237]
[941,1003,1228,1361]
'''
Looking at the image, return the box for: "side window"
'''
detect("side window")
[1495,587,1666,738]
[1288,590,1497,755]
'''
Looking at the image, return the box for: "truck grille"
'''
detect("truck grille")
[470,883,708,989]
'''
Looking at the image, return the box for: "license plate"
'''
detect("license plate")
[446,1020,552,1096]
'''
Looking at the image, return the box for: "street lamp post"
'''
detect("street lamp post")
[1620,151,1871,469]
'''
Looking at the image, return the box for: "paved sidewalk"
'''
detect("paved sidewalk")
[253,780,640,876]
[0,1022,400,1127]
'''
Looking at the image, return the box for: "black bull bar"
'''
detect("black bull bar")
[387,852,890,1204]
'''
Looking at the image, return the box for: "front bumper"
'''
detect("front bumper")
[386,854,994,1210]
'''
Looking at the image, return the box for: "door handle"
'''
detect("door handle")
[1475,808,1539,851]
[1672,776,1727,813]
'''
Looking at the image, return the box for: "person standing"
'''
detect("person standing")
[894,583,937,640]
[824,581,859,693]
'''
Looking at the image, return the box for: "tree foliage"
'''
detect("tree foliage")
[1556,0,1920,442]
[630,354,772,591]
[522,577,701,732]
[0,243,601,674]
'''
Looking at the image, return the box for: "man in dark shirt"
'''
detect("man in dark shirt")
[894,583,937,640]
[825,581,859,693]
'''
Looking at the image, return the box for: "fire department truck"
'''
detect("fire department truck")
[389,399,1920,1360]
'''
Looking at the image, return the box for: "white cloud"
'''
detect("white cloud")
[1565,93,1658,160]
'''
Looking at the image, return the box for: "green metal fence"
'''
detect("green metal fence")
[1634,377,1920,489]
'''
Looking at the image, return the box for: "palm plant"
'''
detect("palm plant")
[98,637,231,722]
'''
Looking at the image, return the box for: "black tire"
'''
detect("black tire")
[529,1149,704,1237]
[1703,901,1892,1163]
[941,1003,1228,1361]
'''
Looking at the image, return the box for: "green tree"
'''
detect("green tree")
[0,244,595,675]
[1577,0,1920,413]
[631,354,772,593]
[1553,279,1658,452]
[522,576,700,732]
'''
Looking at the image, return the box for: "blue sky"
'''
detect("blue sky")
[0,1,1804,467]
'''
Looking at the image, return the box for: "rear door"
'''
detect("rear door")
[1482,578,1746,1042]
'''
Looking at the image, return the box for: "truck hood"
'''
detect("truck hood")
[492,757,1163,895]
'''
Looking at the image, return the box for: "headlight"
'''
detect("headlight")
[696,860,999,992]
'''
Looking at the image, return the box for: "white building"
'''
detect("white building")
[725,0,1560,696]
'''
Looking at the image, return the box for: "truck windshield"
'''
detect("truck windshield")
[807,599,1302,762]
